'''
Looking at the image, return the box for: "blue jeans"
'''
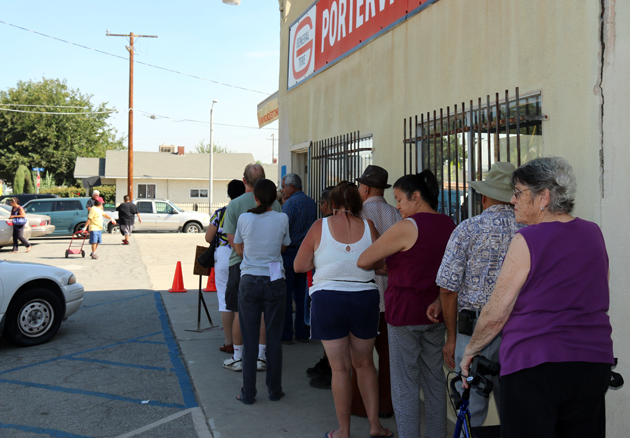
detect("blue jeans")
[238,275,286,402]
[281,247,309,341]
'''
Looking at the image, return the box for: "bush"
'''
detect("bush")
[39,185,116,203]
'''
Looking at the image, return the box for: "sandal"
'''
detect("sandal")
[325,430,337,438]
[236,395,255,405]
[369,428,394,438]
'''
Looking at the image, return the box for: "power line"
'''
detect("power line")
[0,103,90,108]
[0,21,271,96]
[134,109,277,130]
[0,107,117,115]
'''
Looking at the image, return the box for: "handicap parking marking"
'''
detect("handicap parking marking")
[0,421,93,438]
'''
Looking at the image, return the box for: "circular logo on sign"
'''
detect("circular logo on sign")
[292,16,314,81]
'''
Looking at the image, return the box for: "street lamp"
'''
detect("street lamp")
[209,99,218,211]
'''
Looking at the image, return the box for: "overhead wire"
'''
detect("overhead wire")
[0,21,272,96]
[134,109,277,130]
[0,107,117,115]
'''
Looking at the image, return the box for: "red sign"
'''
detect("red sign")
[288,0,434,88]
[37,174,41,188]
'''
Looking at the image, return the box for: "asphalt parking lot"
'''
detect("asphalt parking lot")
[0,232,452,438]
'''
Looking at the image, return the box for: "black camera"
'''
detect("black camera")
[466,356,500,396]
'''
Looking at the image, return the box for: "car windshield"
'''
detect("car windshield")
[171,203,184,212]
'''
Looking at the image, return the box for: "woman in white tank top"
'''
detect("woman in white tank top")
[295,182,393,438]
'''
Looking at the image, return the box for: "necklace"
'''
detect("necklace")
[333,208,357,217]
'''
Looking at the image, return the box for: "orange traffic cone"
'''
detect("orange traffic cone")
[169,261,187,293]
[203,268,217,292]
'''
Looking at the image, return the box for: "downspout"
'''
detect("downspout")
[597,0,607,201]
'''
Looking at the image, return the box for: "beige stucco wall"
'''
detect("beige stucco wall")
[601,0,630,434]
[114,178,230,208]
[279,0,628,431]
[279,0,602,222]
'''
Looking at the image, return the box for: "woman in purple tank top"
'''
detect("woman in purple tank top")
[460,157,615,438]
[359,170,455,438]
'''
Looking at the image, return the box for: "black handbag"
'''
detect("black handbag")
[198,242,216,268]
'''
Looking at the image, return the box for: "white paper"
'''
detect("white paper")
[269,262,282,281]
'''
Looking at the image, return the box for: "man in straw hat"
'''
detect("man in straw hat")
[434,162,524,436]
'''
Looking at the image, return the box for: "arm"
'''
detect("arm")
[10,207,26,218]
[227,234,235,247]
[233,242,243,258]
[294,220,321,273]
[136,213,142,223]
[103,213,115,223]
[357,220,417,270]
[205,223,218,245]
[440,288,458,369]
[460,234,531,384]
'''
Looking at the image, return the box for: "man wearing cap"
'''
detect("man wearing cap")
[349,165,401,418]
[435,162,523,434]
[86,190,100,212]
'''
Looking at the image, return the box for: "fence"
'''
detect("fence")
[175,202,229,216]
[309,132,373,207]
[403,87,544,223]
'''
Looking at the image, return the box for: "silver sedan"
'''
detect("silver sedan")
[0,204,55,237]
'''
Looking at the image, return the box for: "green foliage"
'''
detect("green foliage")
[0,78,126,186]
[193,140,234,154]
[39,185,115,203]
[24,169,35,194]
[13,165,27,193]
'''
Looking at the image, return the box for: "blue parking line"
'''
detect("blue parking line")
[0,332,161,376]
[82,292,154,308]
[0,378,186,409]
[0,422,92,438]
[153,292,197,408]
[66,356,172,372]
[130,340,167,345]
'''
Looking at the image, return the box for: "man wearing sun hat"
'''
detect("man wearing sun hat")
[435,162,524,434]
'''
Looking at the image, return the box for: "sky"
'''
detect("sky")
[0,0,280,163]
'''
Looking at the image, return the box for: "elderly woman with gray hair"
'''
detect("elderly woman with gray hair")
[460,157,614,438]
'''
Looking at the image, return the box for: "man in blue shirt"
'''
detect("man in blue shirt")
[280,173,316,343]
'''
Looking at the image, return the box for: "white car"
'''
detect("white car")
[0,261,84,347]
[105,198,211,234]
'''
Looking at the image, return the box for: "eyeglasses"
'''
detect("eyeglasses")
[512,188,531,199]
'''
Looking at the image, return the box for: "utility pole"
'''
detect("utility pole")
[107,31,157,201]
[268,133,275,164]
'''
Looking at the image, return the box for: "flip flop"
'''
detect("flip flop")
[269,391,285,401]
[325,430,337,438]
[369,428,394,438]
[236,395,255,405]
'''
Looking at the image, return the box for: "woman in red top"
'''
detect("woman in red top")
[358,170,455,438]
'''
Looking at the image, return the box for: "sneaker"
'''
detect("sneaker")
[122,241,129,245]
[122,239,126,243]
[306,357,330,379]
[219,344,234,354]
[91,253,99,259]
[309,373,332,390]
[223,357,242,372]
[257,358,266,371]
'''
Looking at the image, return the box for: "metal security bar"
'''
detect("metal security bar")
[403,88,544,224]
[309,132,373,207]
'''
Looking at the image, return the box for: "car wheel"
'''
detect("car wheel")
[74,222,86,233]
[183,222,202,233]
[4,287,64,347]
[109,223,120,234]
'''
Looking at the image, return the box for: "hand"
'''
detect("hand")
[111,220,116,225]
[82,227,87,232]
[426,296,442,323]
[460,351,474,389]
[443,338,456,369]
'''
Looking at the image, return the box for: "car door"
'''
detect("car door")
[135,201,155,230]
[51,200,79,234]
[24,201,58,234]
[154,201,180,231]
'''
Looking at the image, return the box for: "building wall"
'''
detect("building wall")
[601,0,630,434]
[279,0,602,222]
[279,0,629,431]
[114,178,230,208]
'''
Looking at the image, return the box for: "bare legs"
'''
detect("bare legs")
[222,311,234,346]
[322,334,390,438]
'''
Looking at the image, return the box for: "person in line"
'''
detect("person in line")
[222,164,282,371]
[295,182,392,438]
[280,173,316,344]
[84,200,116,259]
[351,165,401,419]
[232,179,291,404]
[435,162,522,437]
[358,170,455,438]
[205,179,246,355]
[86,190,100,212]
[306,185,335,390]
[9,197,31,253]
[116,195,142,245]
[460,157,614,438]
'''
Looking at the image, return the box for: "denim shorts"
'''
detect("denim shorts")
[89,230,102,244]
[310,289,380,340]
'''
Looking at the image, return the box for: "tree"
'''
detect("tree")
[13,164,34,194]
[193,140,234,154]
[0,78,125,186]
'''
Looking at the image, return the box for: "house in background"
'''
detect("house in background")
[74,147,278,212]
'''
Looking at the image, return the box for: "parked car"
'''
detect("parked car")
[0,219,32,251]
[0,260,84,346]
[106,199,211,234]
[22,198,90,236]
[0,205,55,237]
[0,193,59,205]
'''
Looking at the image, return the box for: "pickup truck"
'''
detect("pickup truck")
[105,198,211,234]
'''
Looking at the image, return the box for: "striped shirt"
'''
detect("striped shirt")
[210,206,229,247]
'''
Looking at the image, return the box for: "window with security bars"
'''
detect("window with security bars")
[308,132,373,213]
[403,88,544,224]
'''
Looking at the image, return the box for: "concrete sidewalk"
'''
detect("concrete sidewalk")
[135,233,400,438]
